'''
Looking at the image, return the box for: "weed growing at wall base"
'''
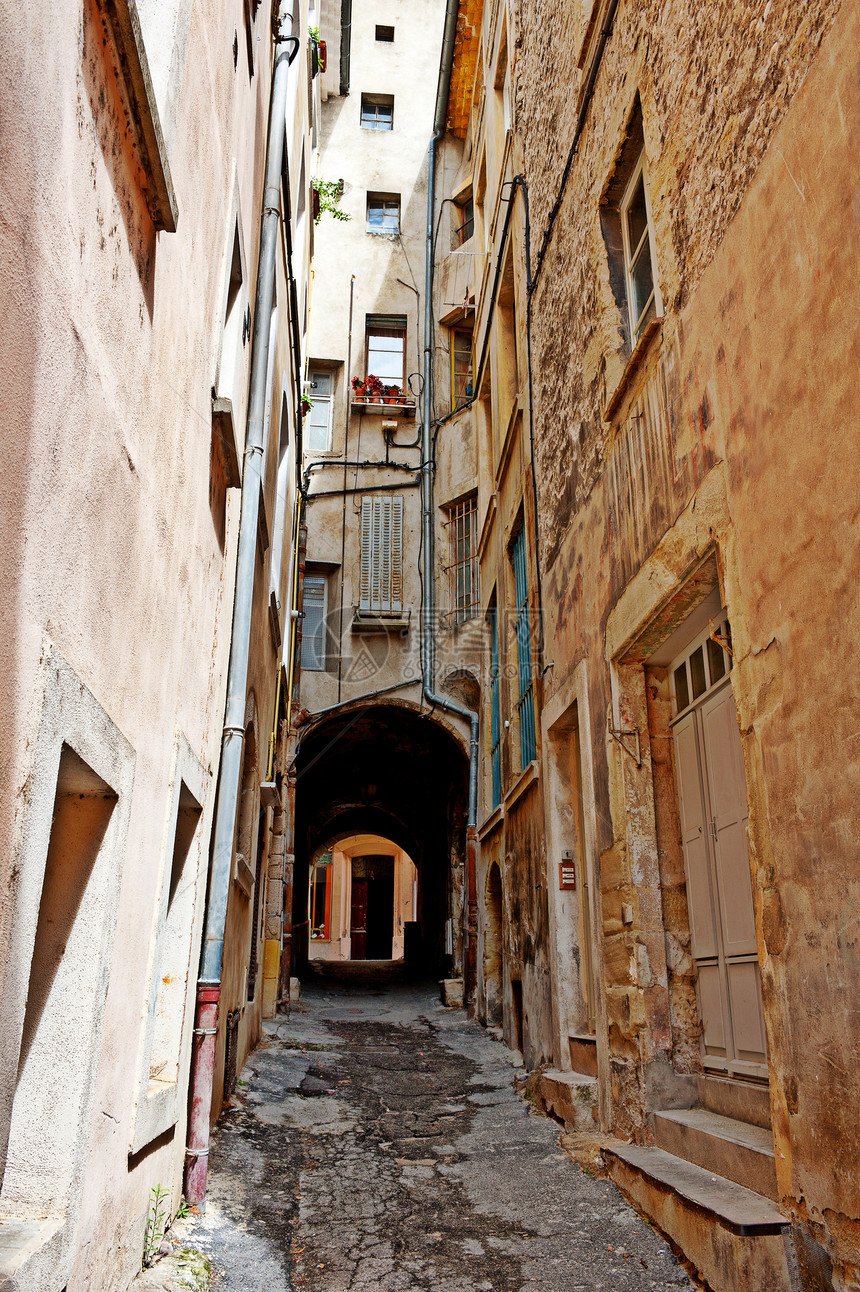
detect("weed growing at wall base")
[143,1183,169,1267]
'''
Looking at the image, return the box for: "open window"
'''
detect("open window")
[453,196,474,248]
[600,99,663,353]
[620,153,661,342]
[365,315,406,389]
[451,326,474,409]
[310,853,333,940]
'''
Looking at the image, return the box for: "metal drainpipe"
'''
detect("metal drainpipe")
[424,0,480,1005]
[185,4,299,1207]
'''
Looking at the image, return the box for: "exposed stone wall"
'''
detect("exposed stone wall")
[504,0,860,1282]
[511,0,841,565]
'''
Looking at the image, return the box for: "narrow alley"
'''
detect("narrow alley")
[182,983,694,1291]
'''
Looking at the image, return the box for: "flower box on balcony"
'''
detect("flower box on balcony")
[351,396,416,417]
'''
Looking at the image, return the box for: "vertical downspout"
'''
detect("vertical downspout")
[424,0,480,1007]
[185,5,299,1207]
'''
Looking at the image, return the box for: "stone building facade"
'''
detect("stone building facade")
[0,1,316,1287]
[287,0,476,984]
[428,0,860,1288]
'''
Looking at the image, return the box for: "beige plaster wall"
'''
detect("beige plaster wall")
[0,1,313,1286]
[301,0,446,712]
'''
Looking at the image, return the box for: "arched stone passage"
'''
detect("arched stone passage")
[292,700,469,979]
[483,863,504,1026]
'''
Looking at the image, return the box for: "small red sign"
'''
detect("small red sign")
[559,860,576,890]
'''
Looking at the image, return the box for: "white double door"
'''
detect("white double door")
[673,681,768,1079]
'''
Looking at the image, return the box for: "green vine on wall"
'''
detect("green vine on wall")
[311,178,350,224]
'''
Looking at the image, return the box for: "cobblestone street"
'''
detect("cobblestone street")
[176,983,695,1291]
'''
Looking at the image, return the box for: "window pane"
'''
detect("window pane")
[630,241,654,334]
[707,635,726,684]
[674,663,690,713]
[452,329,473,408]
[309,372,331,397]
[689,646,707,701]
[367,203,384,229]
[625,173,648,255]
[306,399,331,451]
[367,332,404,383]
[361,98,393,130]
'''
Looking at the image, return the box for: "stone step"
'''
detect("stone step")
[536,1068,598,1132]
[606,1144,796,1292]
[654,1107,778,1201]
[697,1073,771,1130]
[567,1033,598,1077]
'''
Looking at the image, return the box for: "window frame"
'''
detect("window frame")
[445,494,479,624]
[359,496,404,616]
[366,193,401,235]
[365,317,406,389]
[305,369,334,452]
[619,150,663,343]
[309,853,333,940]
[510,525,537,768]
[453,197,474,247]
[360,94,394,131]
[450,327,474,410]
[301,573,328,671]
[489,601,502,808]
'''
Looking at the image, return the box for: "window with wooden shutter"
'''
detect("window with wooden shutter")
[301,575,327,669]
[359,496,404,614]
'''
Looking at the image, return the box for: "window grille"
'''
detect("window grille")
[360,95,393,130]
[360,496,403,614]
[489,605,502,808]
[511,527,536,766]
[301,575,327,669]
[445,496,479,623]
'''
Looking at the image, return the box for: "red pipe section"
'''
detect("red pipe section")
[465,824,478,1015]
[184,984,220,1205]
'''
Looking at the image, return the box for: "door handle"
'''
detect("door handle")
[711,816,718,844]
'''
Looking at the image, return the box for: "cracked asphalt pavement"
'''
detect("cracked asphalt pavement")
[180,982,694,1291]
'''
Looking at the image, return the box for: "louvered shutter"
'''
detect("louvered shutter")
[360,500,373,610]
[359,496,404,614]
[390,496,403,613]
[301,576,327,669]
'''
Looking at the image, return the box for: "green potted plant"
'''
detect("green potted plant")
[383,384,402,404]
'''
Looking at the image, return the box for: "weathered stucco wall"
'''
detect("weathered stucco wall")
[0,1,311,1286]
